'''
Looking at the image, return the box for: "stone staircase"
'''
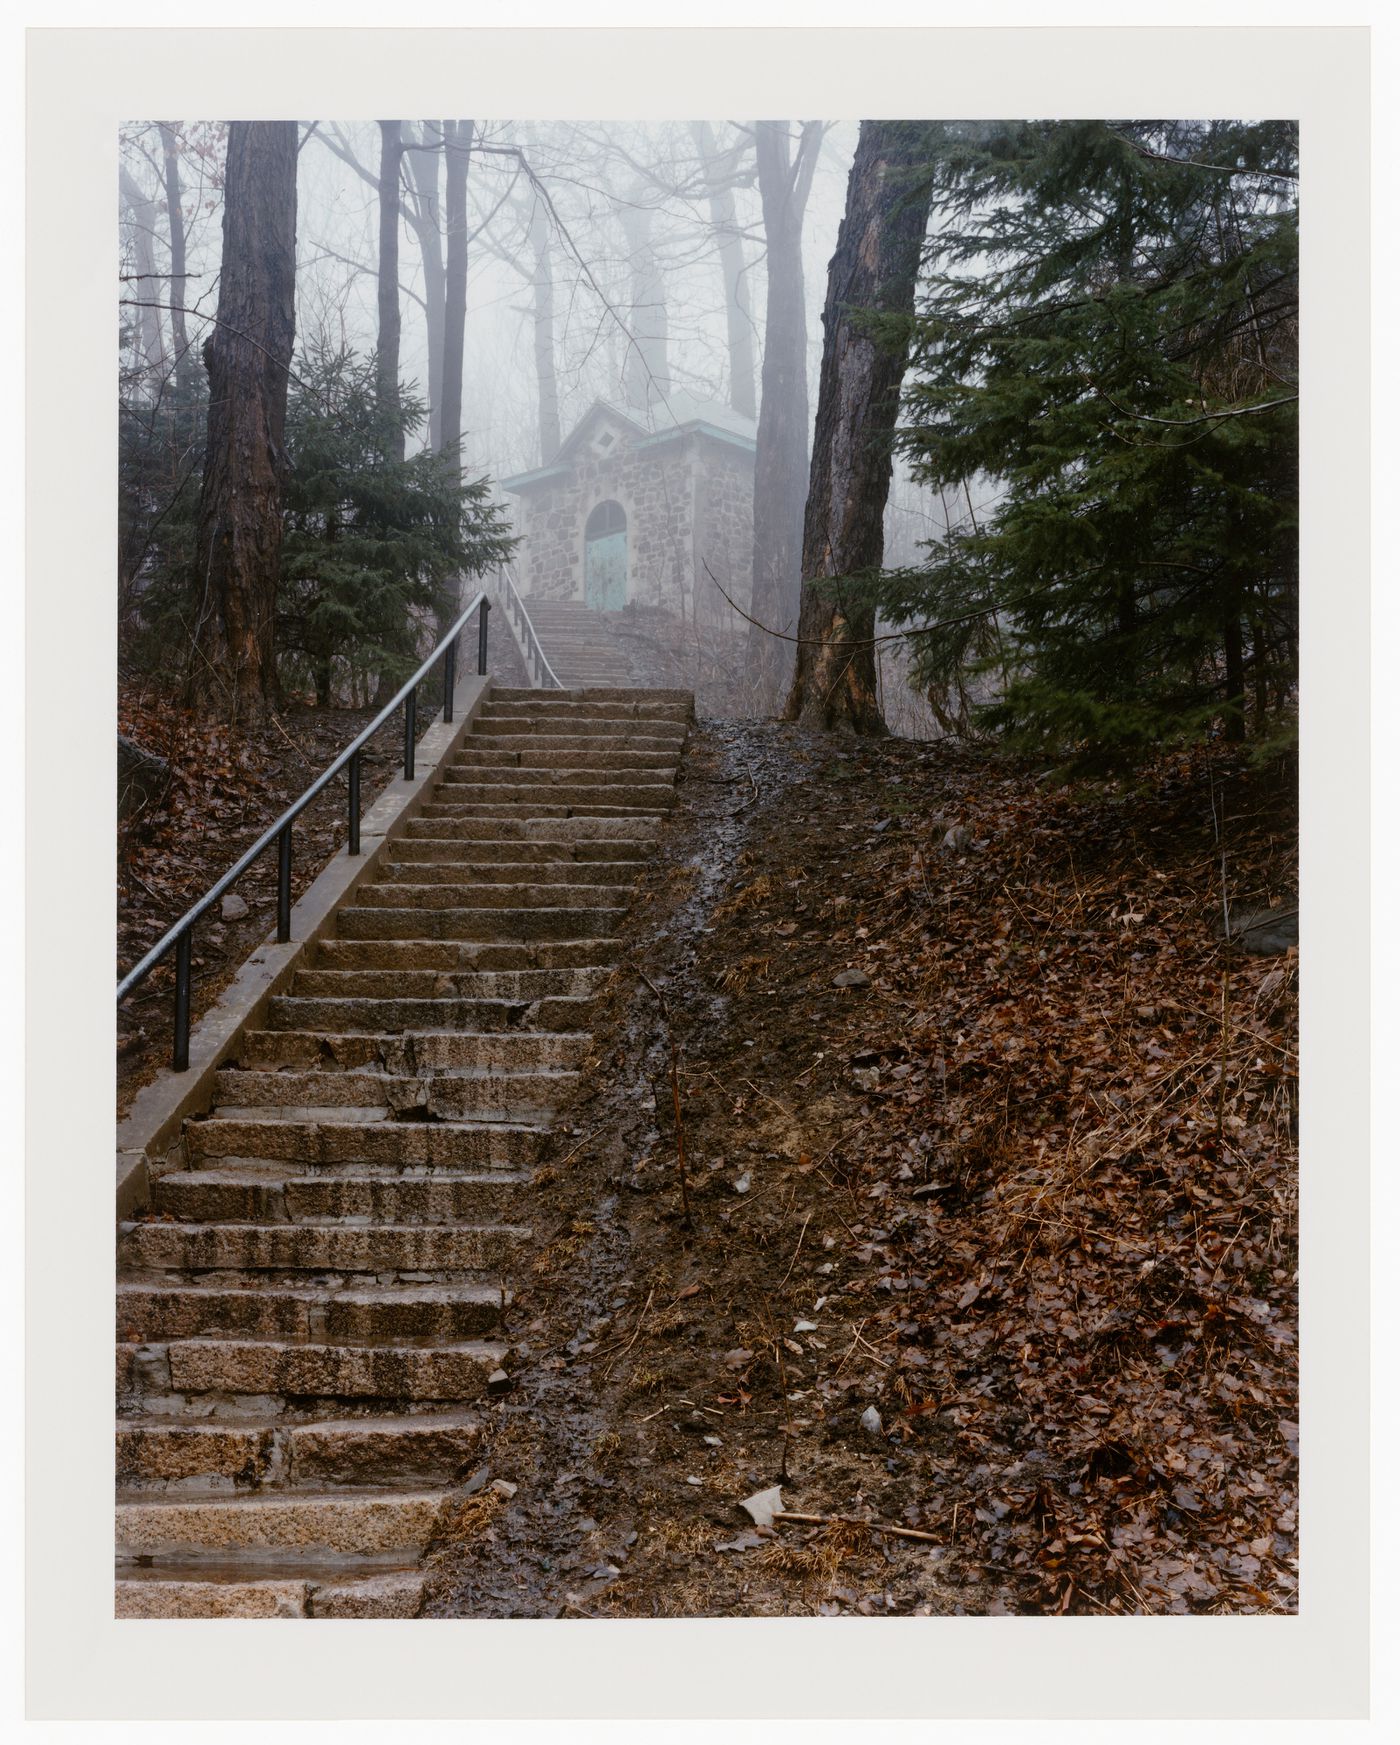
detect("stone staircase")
[522,599,635,689]
[115,685,692,1617]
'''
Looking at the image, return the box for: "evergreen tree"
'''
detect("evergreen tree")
[866,120,1297,763]
[123,341,514,704]
[278,343,514,704]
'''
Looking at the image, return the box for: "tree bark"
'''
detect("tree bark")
[440,120,473,462]
[403,124,445,450]
[783,121,934,734]
[156,123,190,387]
[120,163,167,379]
[748,121,820,701]
[692,121,756,421]
[529,197,562,463]
[191,121,298,723]
[377,120,404,461]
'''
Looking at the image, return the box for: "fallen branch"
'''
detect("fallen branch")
[773,1511,943,1545]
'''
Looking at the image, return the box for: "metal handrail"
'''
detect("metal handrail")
[117,588,492,1069]
[497,562,562,689]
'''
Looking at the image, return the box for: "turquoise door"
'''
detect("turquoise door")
[584,501,628,611]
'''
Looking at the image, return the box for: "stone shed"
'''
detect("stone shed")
[500,392,756,626]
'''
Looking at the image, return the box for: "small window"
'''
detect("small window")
[586,500,627,540]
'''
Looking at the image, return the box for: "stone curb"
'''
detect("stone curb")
[115,675,492,1219]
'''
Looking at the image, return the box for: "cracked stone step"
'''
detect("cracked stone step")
[441,760,677,787]
[424,782,676,809]
[255,1015,593,1062]
[387,838,654,867]
[120,1337,510,1402]
[380,859,645,887]
[350,879,634,910]
[115,1567,428,1618]
[333,904,626,942]
[116,1489,452,1562]
[117,1411,486,1492]
[117,1280,509,1344]
[289,966,608,1000]
[118,1218,530,1274]
[400,814,660,842]
[185,1117,545,1169]
[309,936,622,970]
[209,1064,576,1111]
[148,1168,531,1224]
[453,745,681,770]
[415,801,669,822]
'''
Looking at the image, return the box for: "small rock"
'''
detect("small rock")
[860,1405,884,1438]
[794,1319,818,1333]
[486,1368,512,1396]
[733,1172,752,1195]
[832,968,871,988]
[686,1475,703,1487]
[220,893,249,921]
[703,1434,723,1447]
[489,1478,518,1498]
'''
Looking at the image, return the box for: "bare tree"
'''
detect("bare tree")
[528,194,561,461]
[783,120,934,733]
[191,121,298,722]
[691,120,757,420]
[376,120,404,459]
[119,162,167,379]
[156,123,190,387]
[618,193,671,417]
[748,120,821,700]
[403,123,446,447]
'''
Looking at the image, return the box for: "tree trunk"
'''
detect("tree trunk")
[120,163,166,379]
[692,121,756,421]
[190,121,298,723]
[437,119,474,637]
[156,123,190,387]
[748,121,820,702]
[529,197,562,463]
[783,121,934,734]
[404,125,445,450]
[377,120,403,461]
[619,198,670,418]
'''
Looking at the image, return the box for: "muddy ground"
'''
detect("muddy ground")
[420,722,1299,1619]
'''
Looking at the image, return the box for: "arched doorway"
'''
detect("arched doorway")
[584,500,628,611]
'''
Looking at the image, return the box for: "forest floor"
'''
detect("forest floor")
[420,720,1299,1618]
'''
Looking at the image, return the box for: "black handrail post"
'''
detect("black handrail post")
[276,825,292,943]
[478,597,490,676]
[443,634,456,723]
[348,749,361,855]
[173,928,192,1072]
[404,685,417,780]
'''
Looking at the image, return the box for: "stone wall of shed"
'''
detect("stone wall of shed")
[509,432,754,622]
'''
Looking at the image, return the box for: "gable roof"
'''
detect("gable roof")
[501,391,757,495]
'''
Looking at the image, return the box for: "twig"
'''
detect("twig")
[772,1511,942,1545]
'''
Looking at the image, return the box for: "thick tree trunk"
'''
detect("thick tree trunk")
[191,121,298,723]
[120,164,166,379]
[156,124,190,387]
[529,198,562,463]
[404,125,445,450]
[783,121,934,734]
[748,121,820,702]
[377,120,404,461]
[692,121,756,421]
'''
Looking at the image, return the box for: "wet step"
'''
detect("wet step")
[289,966,609,1000]
[350,879,634,909]
[117,1410,484,1491]
[118,1279,508,1343]
[388,837,654,863]
[149,1167,531,1223]
[118,1218,530,1274]
[119,1336,510,1404]
[185,1116,546,1169]
[333,905,626,942]
[308,936,623,971]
